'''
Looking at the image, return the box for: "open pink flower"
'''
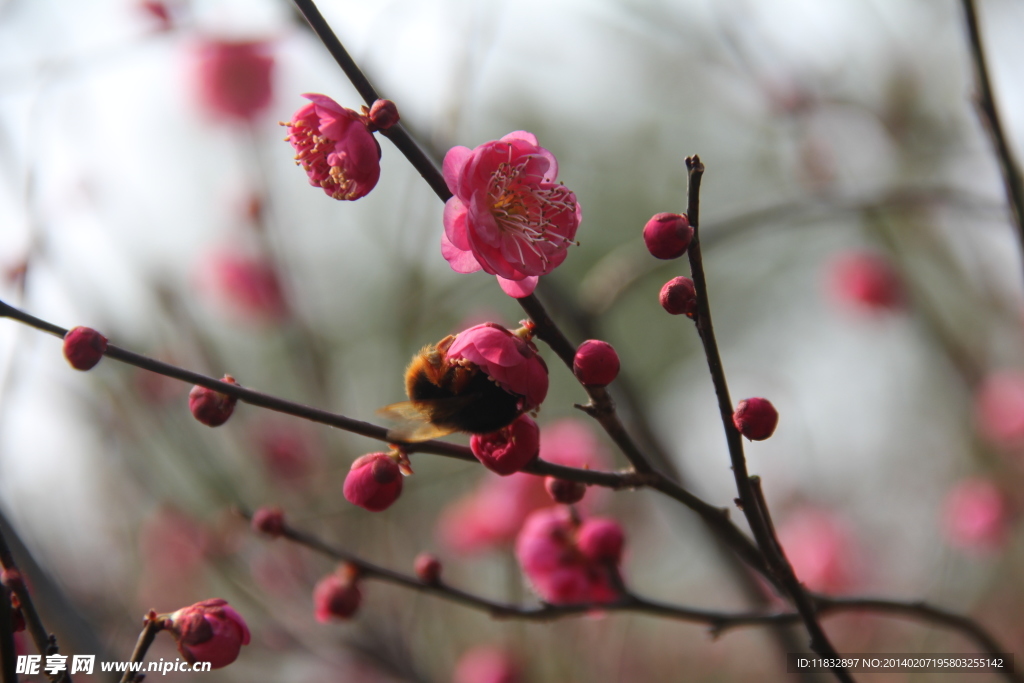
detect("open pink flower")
[195,40,274,121]
[167,599,250,669]
[441,131,581,297]
[515,507,623,605]
[447,323,548,411]
[943,478,1011,551]
[285,94,381,201]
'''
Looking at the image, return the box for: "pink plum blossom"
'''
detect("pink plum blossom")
[194,40,274,121]
[447,323,548,412]
[343,452,403,512]
[943,478,1011,552]
[167,599,250,669]
[441,131,581,297]
[515,507,623,605]
[438,419,609,554]
[470,414,541,475]
[285,94,381,201]
[313,565,362,622]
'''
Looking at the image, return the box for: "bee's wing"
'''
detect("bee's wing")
[377,400,461,442]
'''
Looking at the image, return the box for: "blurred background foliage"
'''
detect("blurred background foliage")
[1,0,1023,680]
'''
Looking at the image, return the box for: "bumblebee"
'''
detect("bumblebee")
[379,335,523,442]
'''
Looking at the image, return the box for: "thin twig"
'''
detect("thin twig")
[240,508,794,629]
[119,614,165,683]
[682,156,852,682]
[0,525,70,682]
[0,584,15,683]
[960,0,1024,274]
[245,509,1021,683]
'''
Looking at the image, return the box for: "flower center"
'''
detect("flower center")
[283,122,359,200]
[487,153,577,268]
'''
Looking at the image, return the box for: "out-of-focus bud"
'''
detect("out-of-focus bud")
[188,376,239,427]
[63,326,107,371]
[367,99,400,131]
[573,340,620,388]
[166,599,250,669]
[659,276,698,317]
[453,646,520,683]
[577,518,625,564]
[413,553,442,584]
[732,397,778,441]
[313,564,361,622]
[544,477,586,505]
[251,506,285,538]
[943,478,1012,552]
[827,251,904,312]
[643,212,692,260]
[195,40,274,122]
[470,415,541,476]
[343,452,403,511]
[975,371,1024,449]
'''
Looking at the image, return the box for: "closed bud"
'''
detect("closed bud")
[63,326,107,371]
[572,340,620,388]
[643,212,693,260]
[344,452,403,511]
[166,599,250,669]
[413,553,442,583]
[659,276,698,317]
[189,376,239,427]
[313,564,361,622]
[251,506,285,538]
[544,477,586,505]
[577,518,625,564]
[367,99,400,131]
[733,397,778,441]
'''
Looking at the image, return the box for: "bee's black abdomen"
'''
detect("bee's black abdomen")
[409,368,522,434]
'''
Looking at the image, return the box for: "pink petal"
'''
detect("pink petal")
[441,232,482,273]
[443,145,472,197]
[498,276,537,298]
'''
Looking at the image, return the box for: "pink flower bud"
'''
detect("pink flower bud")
[367,99,400,131]
[659,276,697,317]
[167,599,250,669]
[573,340,620,388]
[343,452,403,511]
[577,518,625,564]
[732,397,778,440]
[63,326,107,371]
[827,251,903,312]
[544,477,586,505]
[943,478,1011,552]
[138,1,173,30]
[188,376,239,427]
[643,212,692,260]
[285,94,381,201]
[251,507,285,538]
[313,565,361,622]
[194,40,274,122]
[413,553,442,583]
[201,252,288,323]
[453,646,520,683]
[470,414,540,476]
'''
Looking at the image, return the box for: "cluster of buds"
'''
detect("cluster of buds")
[515,507,625,605]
